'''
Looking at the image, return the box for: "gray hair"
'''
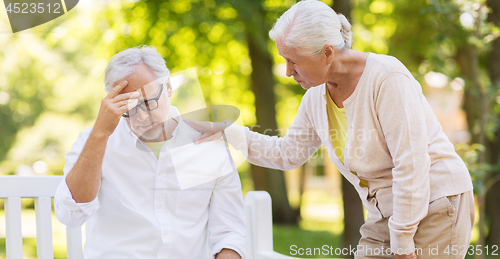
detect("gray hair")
[269,0,353,56]
[103,46,170,92]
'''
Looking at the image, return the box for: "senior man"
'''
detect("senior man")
[54,46,246,259]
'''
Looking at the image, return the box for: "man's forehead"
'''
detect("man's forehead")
[120,79,163,96]
[118,63,166,93]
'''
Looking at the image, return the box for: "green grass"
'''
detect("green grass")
[0,237,68,259]
[0,229,340,259]
[273,224,343,258]
[272,225,499,259]
[0,238,36,259]
[0,225,342,259]
[1,227,498,259]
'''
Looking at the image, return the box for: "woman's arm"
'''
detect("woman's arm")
[376,72,431,256]
[185,94,322,171]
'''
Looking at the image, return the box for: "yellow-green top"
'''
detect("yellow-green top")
[325,85,367,188]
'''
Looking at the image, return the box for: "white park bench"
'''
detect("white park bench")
[0,176,82,259]
[0,175,304,259]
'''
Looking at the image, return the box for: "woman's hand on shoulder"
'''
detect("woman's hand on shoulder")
[183,118,225,144]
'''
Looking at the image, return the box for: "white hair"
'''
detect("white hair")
[103,46,170,92]
[269,0,353,56]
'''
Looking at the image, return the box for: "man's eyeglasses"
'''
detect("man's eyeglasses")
[122,83,164,117]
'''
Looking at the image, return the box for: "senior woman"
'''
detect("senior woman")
[186,0,474,258]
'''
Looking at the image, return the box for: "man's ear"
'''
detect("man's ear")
[166,78,173,97]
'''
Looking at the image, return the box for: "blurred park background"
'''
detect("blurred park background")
[0,0,500,258]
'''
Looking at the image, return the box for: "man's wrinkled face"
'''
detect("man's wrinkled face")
[118,63,172,141]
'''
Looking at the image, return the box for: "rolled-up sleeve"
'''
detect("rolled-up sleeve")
[208,169,246,259]
[54,177,99,228]
[375,72,431,254]
[54,129,100,228]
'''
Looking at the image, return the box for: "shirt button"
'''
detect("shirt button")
[157,204,161,209]
[163,231,167,236]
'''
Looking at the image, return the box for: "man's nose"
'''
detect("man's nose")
[135,107,150,121]
[285,63,296,77]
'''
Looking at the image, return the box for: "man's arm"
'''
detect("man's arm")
[64,130,108,203]
[54,129,97,227]
[207,169,246,259]
[65,80,138,203]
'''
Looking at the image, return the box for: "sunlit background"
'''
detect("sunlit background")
[0,0,499,258]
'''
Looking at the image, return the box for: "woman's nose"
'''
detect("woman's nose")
[285,63,296,77]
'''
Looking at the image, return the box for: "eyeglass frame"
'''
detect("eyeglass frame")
[122,82,165,118]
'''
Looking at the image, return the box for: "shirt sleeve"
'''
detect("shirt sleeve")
[54,129,100,228]
[223,91,322,171]
[375,72,431,255]
[208,169,246,259]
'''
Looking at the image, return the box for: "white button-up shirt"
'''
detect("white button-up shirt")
[54,109,246,259]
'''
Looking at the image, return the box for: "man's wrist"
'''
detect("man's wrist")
[90,128,111,140]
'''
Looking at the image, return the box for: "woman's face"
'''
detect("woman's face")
[276,41,330,90]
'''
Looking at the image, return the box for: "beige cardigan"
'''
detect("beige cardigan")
[225,53,473,253]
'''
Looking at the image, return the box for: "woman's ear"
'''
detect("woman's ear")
[323,45,335,63]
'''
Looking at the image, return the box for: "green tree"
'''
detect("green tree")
[332,0,365,253]
[420,0,500,253]
[221,0,297,224]
[485,0,500,248]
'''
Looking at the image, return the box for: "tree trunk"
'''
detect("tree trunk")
[223,0,297,224]
[341,177,364,252]
[485,0,500,246]
[456,46,483,146]
[485,181,500,245]
[296,164,308,220]
[456,35,488,259]
[245,19,296,224]
[332,0,365,252]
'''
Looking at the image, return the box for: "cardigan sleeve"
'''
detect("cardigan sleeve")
[375,72,431,255]
[224,91,322,171]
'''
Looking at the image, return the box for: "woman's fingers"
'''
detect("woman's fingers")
[194,131,223,144]
[184,118,201,130]
[184,118,225,144]
[193,133,209,143]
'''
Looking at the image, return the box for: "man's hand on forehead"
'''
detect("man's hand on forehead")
[122,80,164,101]
[93,80,141,136]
